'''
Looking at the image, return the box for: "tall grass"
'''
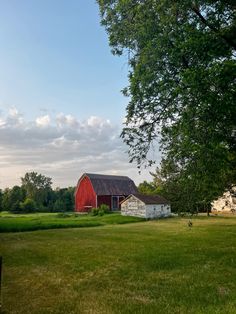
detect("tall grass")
[0,212,144,232]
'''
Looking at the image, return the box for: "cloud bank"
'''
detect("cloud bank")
[0,107,155,188]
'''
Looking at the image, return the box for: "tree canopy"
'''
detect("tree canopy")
[21,172,52,207]
[97,0,236,203]
[0,172,75,213]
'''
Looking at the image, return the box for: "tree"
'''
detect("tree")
[97,0,236,203]
[2,188,10,212]
[53,199,65,212]
[20,198,37,213]
[1,186,25,212]
[0,189,2,211]
[21,172,52,209]
[52,187,75,212]
[138,180,156,195]
[138,176,163,195]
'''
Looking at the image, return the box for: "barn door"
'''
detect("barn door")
[112,196,119,210]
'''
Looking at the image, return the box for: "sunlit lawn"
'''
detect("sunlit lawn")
[1,215,236,313]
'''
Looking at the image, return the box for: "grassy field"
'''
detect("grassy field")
[1,216,236,313]
[0,212,144,232]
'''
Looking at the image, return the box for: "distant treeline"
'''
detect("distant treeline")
[0,172,75,213]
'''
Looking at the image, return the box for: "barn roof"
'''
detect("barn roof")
[124,193,169,205]
[82,173,138,196]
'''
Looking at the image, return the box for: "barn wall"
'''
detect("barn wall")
[145,204,171,219]
[121,196,146,218]
[98,195,126,210]
[75,176,96,212]
[97,195,111,209]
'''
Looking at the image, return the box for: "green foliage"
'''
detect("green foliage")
[2,186,26,212]
[2,188,10,211]
[91,207,99,216]
[91,204,110,216]
[97,0,236,205]
[0,189,2,211]
[11,201,22,213]
[20,198,37,213]
[141,167,215,214]
[52,187,75,212]
[0,174,75,213]
[53,199,66,212]
[138,181,155,195]
[21,172,52,208]
[99,203,110,213]
[98,209,105,216]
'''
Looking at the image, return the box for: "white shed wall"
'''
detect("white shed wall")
[145,204,171,219]
[121,195,146,218]
[121,195,171,219]
[211,187,236,212]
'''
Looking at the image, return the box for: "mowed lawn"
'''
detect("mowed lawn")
[1,216,236,314]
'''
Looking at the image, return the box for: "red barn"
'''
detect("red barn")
[75,173,138,212]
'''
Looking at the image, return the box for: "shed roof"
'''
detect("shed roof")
[124,193,169,205]
[82,173,138,196]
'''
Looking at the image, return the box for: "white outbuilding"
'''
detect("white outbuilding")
[121,194,171,219]
[211,186,236,213]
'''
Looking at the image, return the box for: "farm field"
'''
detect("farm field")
[0,212,144,233]
[1,216,236,313]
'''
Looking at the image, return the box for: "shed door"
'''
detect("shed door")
[112,196,119,210]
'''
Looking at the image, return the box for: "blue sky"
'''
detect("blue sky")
[0,0,157,188]
[0,0,128,121]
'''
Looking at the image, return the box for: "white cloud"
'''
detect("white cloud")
[9,107,19,117]
[0,118,5,127]
[87,115,110,128]
[6,106,24,125]
[36,115,51,127]
[56,113,79,128]
[0,108,158,188]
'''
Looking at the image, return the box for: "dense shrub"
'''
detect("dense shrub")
[91,208,99,216]
[99,204,110,213]
[20,198,37,213]
[53,199,66,212]
[98,209,105,216]
[91,204,110,216]
[11,201,22,213]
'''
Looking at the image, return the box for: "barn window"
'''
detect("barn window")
[112,196,119,210]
